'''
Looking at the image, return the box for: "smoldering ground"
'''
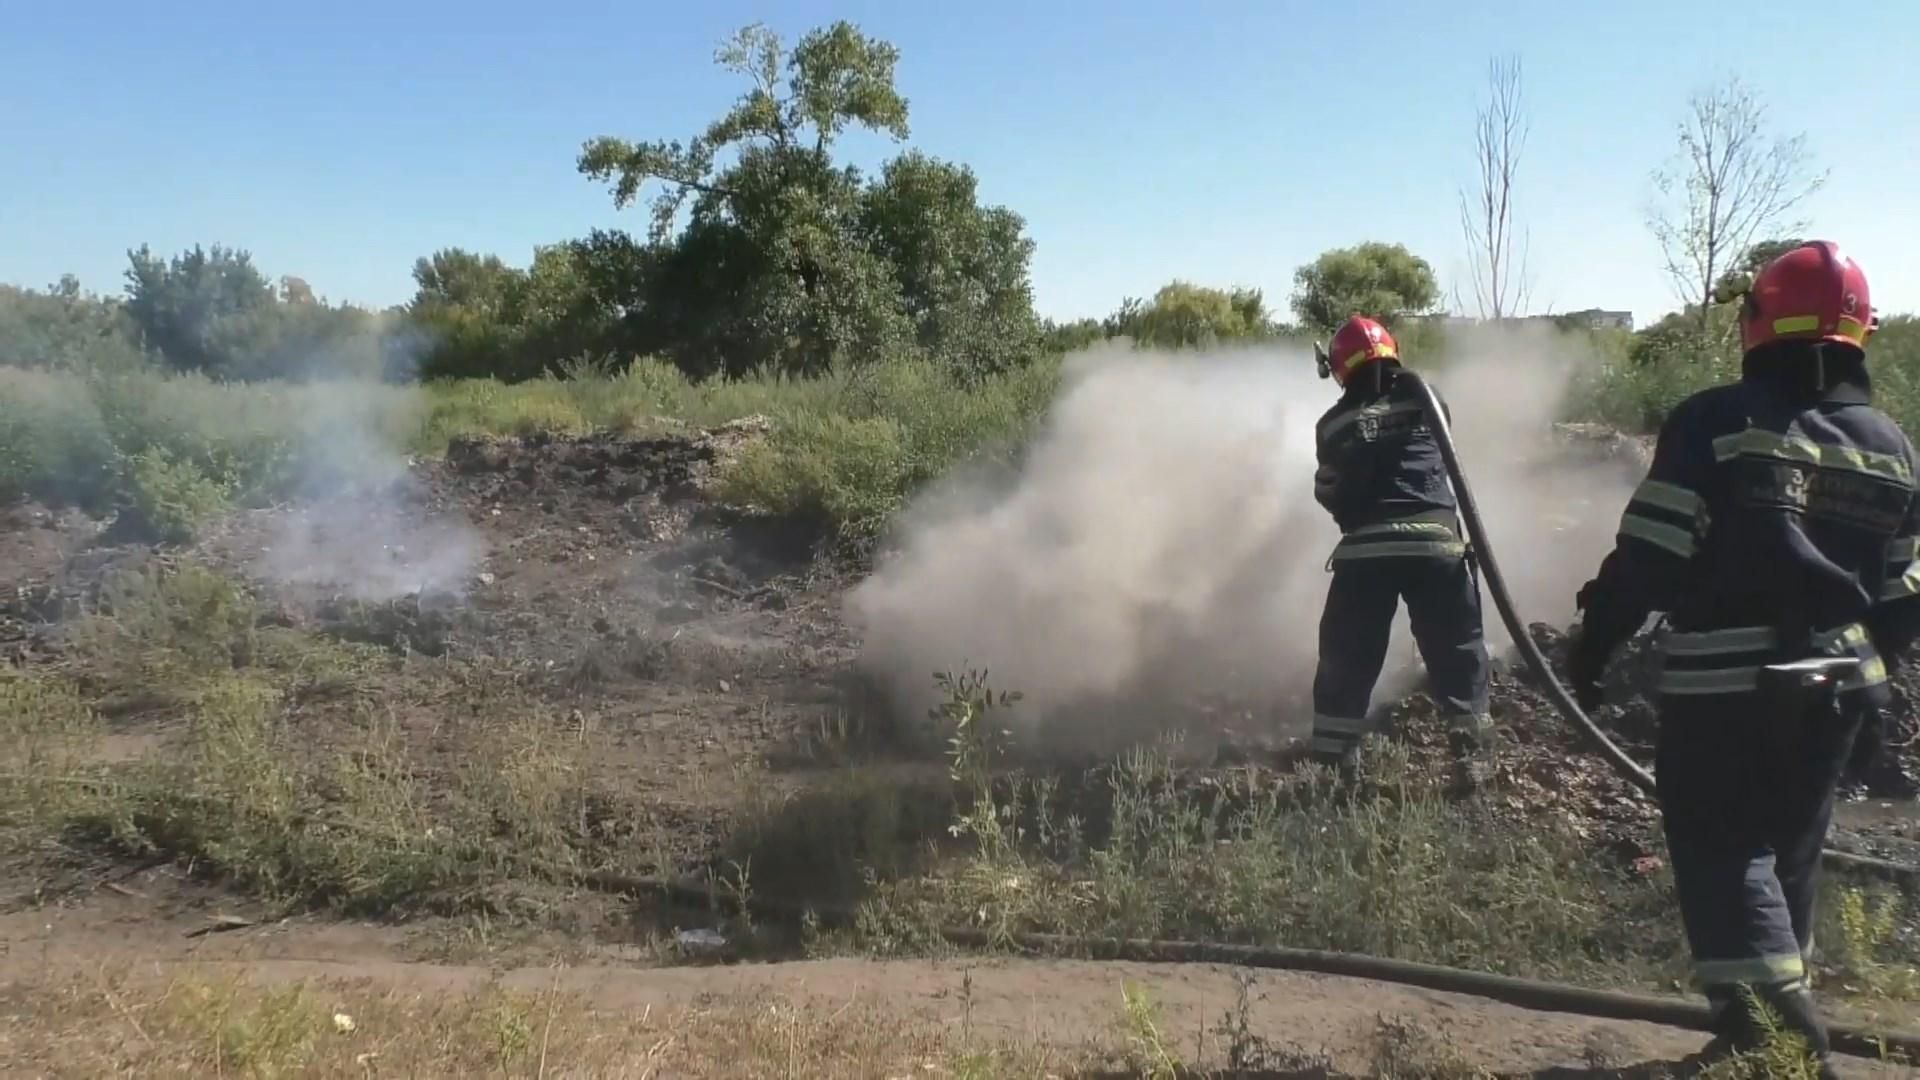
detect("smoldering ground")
[248,381,486,603]
[243,324,488,604]
[847,324,1638,754]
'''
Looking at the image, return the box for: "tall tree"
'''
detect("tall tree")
[578,22,915,377]
[577,21,1039,380]
[1648,78,1826,326]
[409,249,523,317]
[1291,243,1440,335]
[1458,55,1530,320]
[578,21,909,244]
[123,244,279,375]
[857,151,1039,375]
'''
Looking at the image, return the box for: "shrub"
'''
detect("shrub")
[120,447,233,543]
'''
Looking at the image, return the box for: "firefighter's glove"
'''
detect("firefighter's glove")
[1566,624,1611,714]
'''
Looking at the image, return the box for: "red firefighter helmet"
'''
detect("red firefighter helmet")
[1740,240,1875,355]
[1324,316,1399,386]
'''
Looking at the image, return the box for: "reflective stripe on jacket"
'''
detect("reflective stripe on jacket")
[1656,621,1888,697]
[1577,351,1920,710]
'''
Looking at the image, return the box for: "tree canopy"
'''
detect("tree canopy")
[1290,243,1439,334]
[1105,282,1273,348]
[571,21,1039,381]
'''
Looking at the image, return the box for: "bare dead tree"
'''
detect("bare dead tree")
[1458,56,1530,321]
[1648,77,1827,327]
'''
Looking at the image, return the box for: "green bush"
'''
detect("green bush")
[713,356,1060,536]
[120,448,234,544]
[720,414,910,532]
[0,368,118,509]
[1562,311,1920,437]
[0,278,147,373]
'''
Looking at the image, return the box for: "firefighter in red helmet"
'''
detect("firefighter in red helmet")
[1308,315,1491,769]
[1570,242,1917,1075]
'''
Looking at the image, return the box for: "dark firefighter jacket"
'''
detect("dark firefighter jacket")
[1314,363,1464,562]
[1578,348,1920,703]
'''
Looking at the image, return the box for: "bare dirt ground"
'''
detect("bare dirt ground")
[0,873,1843,1078]
[5,426,1920,1076]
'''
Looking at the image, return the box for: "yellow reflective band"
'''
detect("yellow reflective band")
[1711,429,1914,484]
[1842,655,1888,692]
[1836,314,1870,343]
[1695,953,1807,987]
[1658,668,1761,695]
[1883,562,1920,602]
[1313,714,1373,736]
[1348,521,1457,538]
[1630,479,1701,516]
[1329,541,1467,560]
[1663,626,1777,656]
[1658,621,1882,695]
[1619,513,1696,558]
[1772,315,1822,336]
[1811,622,1870,651]
[1663,621,1869,656]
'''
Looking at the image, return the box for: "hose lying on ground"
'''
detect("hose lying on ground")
[532,371,1920,1064]
[1400,370,1920,886]
[548,861,1920,1063]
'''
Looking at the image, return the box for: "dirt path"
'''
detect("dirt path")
[0,886,1909,1077]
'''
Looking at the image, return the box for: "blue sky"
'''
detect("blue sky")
[4,0,1916,328]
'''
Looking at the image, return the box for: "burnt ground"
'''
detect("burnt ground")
[5,424,1920,1074]
[6,422,1920,887]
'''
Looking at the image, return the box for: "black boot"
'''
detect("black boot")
[1764,984,1838,1080]
[1703,983,1836,1078]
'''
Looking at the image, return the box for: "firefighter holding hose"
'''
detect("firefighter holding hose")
[1568,241,1920,1074]
[1308,316,1492,769]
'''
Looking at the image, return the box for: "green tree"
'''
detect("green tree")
[579,21,909,244]
[578,21,1039,380]
[0,276,146,372]
[124,244,280,375]
[1040,317,1108,354]
[1711,236,1804,302]
[858,151,1039,376]
[1106,281,1272,347]
[410,249,524,318]
[408,244,632,381]
[1290,243,1439,334]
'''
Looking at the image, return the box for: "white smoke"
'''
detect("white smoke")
[848,323,1637,746]
[250,378,487,601]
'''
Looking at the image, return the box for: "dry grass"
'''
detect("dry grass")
[0,968,1088,1078]
[0,559,664,915]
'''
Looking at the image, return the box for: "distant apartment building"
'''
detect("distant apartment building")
[1405,309,1635,332]
[1555,308,1635,332]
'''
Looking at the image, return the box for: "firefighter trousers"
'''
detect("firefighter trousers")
[1310,555,1490,761]
[1655,690,1864,1055]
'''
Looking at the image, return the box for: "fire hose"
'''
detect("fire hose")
[552,861,1920,1062]
[546,368,1920,1064]
[1397,368,1920,885]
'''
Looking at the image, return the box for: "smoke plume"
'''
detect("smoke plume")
[250,355,486,603]
[847,323,1637,750]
